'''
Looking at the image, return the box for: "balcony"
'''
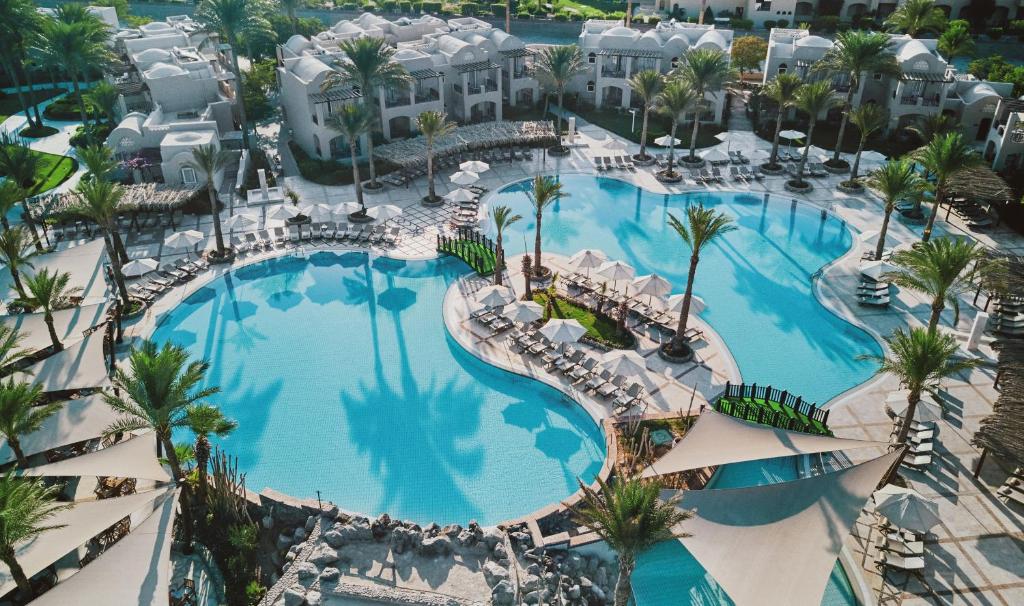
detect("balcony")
[513,68,532,80]
[414,89,440,103]
[601,68,627,79]
[384,95,411,108]
[454,80,498,95]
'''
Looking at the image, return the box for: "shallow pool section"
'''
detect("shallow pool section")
[153,253,605,525]
[631,457,859,606]
[490,176,881,403]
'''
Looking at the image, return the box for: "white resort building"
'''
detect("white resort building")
[761,28,1011,143]
[277,13,539,161]
[105,16,241,186]
[573,19,734,122]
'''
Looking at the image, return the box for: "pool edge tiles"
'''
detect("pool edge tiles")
[150,251,606,527]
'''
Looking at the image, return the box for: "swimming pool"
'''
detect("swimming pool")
[153,252,606,525]
[489,176,882,403]
[631,457,859,606]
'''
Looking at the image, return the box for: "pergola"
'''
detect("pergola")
[33,183,201,230]
[945,166,1014,204]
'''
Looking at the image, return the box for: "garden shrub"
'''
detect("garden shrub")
[399,1,413,10]
[812,15,839,31]
[69,123,113,148]
[764,20,777,29]
[517,10,531,18]
[421,0,442,12]
[461,2,479,15]
[646,16,660,25]
[777,19,789,27]
[729,17,753,30]
[490,3,505,15]
[381,0,398,10]
[341,2,358,9]
[606,10,625,19]
[42,96,100,121]
[553,12,568,21]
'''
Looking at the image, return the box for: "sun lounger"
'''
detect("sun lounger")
[244,232,260,250]
[586,369,612,391]
[729,166,744,181]
[287,225,301,243]
[556,351,586,373]
[568,358,598,381]
[902,452,933,470]
[875,535,924,556]
[613,383,644,409]
[256,229,274,249]
[598,376,626,398]
[875,552,925,571]
[128,285,156,302]
[158,264,190,282]
[231,234,251,254]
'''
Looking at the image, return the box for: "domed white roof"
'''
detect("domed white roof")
[144,62,187,79]
[897,39,931,63]
[604,26,638,38]
[695,30,727,50]
[962,82,999,105]
[289,56,332,82]
[135,48,172,63]
[637,30,663,49]
[332,21,364,35]
[795,35,832,49]
[284,35,312,54]
[140,21,173,33]
[393,48,427,61]
[664,33,691,51]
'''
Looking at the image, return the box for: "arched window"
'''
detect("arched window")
[588,52,596,64]
[778,63,788,74]
[670,56,679,68]
[586,81,595,92]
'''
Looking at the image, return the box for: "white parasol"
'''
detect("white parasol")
[121,258,159,277]
[450,170,480,186]
[460,160,490,173]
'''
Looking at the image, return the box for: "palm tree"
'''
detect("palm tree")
[325,104,375,215]
[0,379,58,467]
[628,70,665,162]
[792,80,839,188]
[0,473,70,597]
[865,158,923,261]
[0,227,37,299]
[671,48,737,163]
[887,237,997,333]
[533,45,585,152]
[280,0,301,34]
[78,143,117,180]
[0,181,26,231]
[0,138,44,250]
[526,176,569,277]
[0,326,28,374]
[0,0,44,130]
[197,0,274,150]
[187,144,231,256]
[71,178,131,306]
[572,477,691,606]
[491,205,522,286]
[17,269,79,351]
[938,20,975,66]
[84,80,120,125]
[905,113,958,146]
[665,206,735,357]
[912,132,982,241]
[862,328,978,451]
[846,104,889,182]
[884,0,948,36]
[322,37,411,189]
[654,81,701,179]
[186,403,236,501]
[761,73,804,170]
[415,110,455,204]
[33,7,111,125]
[812,31,897,168]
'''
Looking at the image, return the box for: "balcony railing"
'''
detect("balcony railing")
[414,90,440,103]
[601,68,627,78]
[455,81,498,95]
[385,96,411,108]
[513,68,531,79]
[900,95,919,105]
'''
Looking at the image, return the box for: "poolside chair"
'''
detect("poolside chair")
[613,383,644,410]
[699,168,715,183]
[231,234,251,254]
[128,285,157,303]
[568,358,598,382]
[244,232,260,251]
[257,229,275,249]
[272,227,287,247]
[875,552,925,572]
[287,225,301,244]
[729,166,744,181]
[597,376,626,399]
[158,264,190,282]
[385,227,401,246]
[738,166,754,180]
[584,369,612,392]
[711,167,725,183]
[556,351,586,373]
[334,223,351,242]
[901,452,933,470]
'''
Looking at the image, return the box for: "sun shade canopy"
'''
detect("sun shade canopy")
[0,239,109,303]
[31,490,180,606]
[641,411,888,478]
[21,434,171,483]
[12,332,109,392]
[0,302,107,354]
[0,394,117,465]
[0,487,174,597]
[661,451,900,606]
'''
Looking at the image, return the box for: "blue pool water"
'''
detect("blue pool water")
[632,457,859,606]
[153,252,605,525]
[490,176,882,403]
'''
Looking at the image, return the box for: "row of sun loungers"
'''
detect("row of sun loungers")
[450,185,488,228]
[234,223,401,253]
[948,197,993,230]
[383,148,535,186]
[786,162,828,178]
[728,166,766,182]
[997,468,1024,506]
[897,418,938,471]
[592,155,636,172]
[857,276,891,308]
[127,257,209,303]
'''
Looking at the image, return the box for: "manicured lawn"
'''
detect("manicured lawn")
[0,149,78,196]
[533,291,634,349]
[580,108,725,151]
[0,87,66,122]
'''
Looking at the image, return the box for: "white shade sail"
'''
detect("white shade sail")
[641,410,888,478]
[603,137,627,151]
[0,302,107,354]
[0,487,174,598]
[779,129,805,140]
[0,239,108,303]
[886,390,944,424]
[367,204,402,222]
[30,489,180,606]
[21,433,172,482]
[0,394,117,465]
[266,205,300,221]
[860,259,898,280]
[163,230,204,249]
[663,451,901,606]
[300,203,335,221]
[701,149,729,163]
[596,260,635,282]
[666,293,705,315]
[450,170,479,186]
[12,332,109,392]
[653,135,679,147]
[224,213,258,230]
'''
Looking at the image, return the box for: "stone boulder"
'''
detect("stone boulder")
[276,533,294,551]
[293,561,319,583]
[482,561,510,587]
[417,535,452,557]
[491,580,515,606]
[371,513,392,539]
[282,585,305,606]
[318,567,341,583]
[293,527,307,543]
[305,590,321,606]
[522,574,543,592]
[304,515,316,532]
[481,527,504,551]
[336,519,373,543]
[308,545,340,567]
[390,526,422,554]
[322,530,344,548]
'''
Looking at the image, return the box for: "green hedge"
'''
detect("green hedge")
[421,1,442,12]
[461,2,479,15]
[42,96,99,121]
[490,3,505,15]
[380,0,398,10]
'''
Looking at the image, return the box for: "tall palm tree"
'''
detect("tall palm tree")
[628,70,665,162]
[17,269,79,351]
[325,103,375,214]
[526,176,569,277]
[322,37,410,189]
[533,45,585,152]
[847,104,889,182]
[186,403,236,501]
[792,80,839,188]
[938,20,975,66]
[187,144,232,256]
[0,0,44,130]
[865,158,923,261]
[279,0,301,34]
[572,477,691,606]
[861,328,977,451]
[762,73,804,170]
[887,237,997,333]
[0,138,44,250]
[0,473,70,597]
[71,178,131,306]
[671,48,737,163]
[0,379,58,467]
[812,31,897,168]
[905,113,958,146]
[0,227,36,299]
[0,181,26,231]
[32,7,111,125]
[654,81,701,179]
[884,0,948,36]
[198,0,275,150]
[104,340,220,480]
[78,143,117,180]
[84,80,120,125]
[666,206,735,357]
[490,205,521,286]
[415,110,455,204]
[912,132,982,241]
